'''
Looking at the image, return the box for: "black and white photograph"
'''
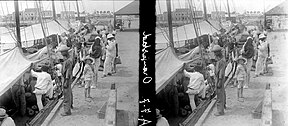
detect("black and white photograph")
[155,0,288,126]
[0,0,288,126]
[0,0,139,126]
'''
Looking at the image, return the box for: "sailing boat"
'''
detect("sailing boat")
[155,0,220,125]
[0,1,75,125]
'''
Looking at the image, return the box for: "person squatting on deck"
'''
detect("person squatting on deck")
[30,65,53,111]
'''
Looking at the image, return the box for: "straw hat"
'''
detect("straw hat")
[84,56,94,63]
[0,108,8,119]
[236,56,247,63]
[95,36,101,40]
[247,36,253,41]
[259,34,267,39]
[107,34,114,39]
[56,44,70,52]
[211,45,223,52]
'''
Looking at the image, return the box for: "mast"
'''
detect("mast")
[263,0,266,30]
[36,0,53,67]
[76,0,80,20]
[166,0,174,48]
[52,0,57,20]
[14,0,21,48]
[188,0,204,66]
[203,0,207,20]
[226,0,231,21]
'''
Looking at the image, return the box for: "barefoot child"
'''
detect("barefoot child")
[83,57,94,101]
[235,56,247,102]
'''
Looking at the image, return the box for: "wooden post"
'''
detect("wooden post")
[14,0,21,48]
[76,0,80,20]
[227,0,231,21]
[52,0,57,20]
[166,0,174,48]
[203,0,207,20]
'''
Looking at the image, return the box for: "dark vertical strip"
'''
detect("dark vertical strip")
[203,0,207,20]
[76,0,80,20]
[138,0,156,126]
[14,0,21,48]
[52,0,57,20]
[166,0,174,48]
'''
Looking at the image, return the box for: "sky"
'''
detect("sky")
[156,0,286,14]
[0,0,133,16]
[0,0,285,16]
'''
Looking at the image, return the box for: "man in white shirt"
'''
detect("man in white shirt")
[102,34,116,77]
[183,65,207,111]
[30,65,53,110]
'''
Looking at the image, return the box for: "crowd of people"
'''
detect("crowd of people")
[9,21,121,117]
[156,25,271,125]
[53,21,120,115]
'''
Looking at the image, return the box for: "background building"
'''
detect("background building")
[211,11,226,22]
[265,0,288,30]
[60,11,76,20]
[157,8,203,23]
[5,8,53,23]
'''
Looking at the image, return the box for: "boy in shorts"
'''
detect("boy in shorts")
[83,57,94,101]
[235,56,247,102]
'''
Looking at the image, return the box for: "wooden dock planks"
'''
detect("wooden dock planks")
[105,83,117,126]
[261,84,272,126]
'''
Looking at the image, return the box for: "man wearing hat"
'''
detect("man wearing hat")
[211,45,227,116]
[0,108,15,126]
[58,46,74,116]
[255,34,268,77]
[102,34,116,78]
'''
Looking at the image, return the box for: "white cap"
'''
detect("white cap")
[259,34,267,39]
[107,34,114,39]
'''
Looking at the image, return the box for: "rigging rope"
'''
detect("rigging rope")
[26,1,36,42]
[171,0,180,44]
[177,0,188,43]
[0,2,18,52]
[231,0,236,12]
[0,2,17,43]
[20,1,28,47]
[81,0,86,13]
[156,0,170,42]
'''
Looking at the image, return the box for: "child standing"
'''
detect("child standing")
[83,56,95,101]
[235,56,247,102]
